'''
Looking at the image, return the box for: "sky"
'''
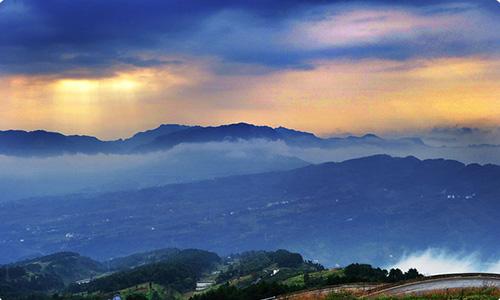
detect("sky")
[0,0,499,139]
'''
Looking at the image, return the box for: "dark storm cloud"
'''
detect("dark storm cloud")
[0,0,498,76]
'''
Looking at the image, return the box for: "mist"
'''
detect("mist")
[0,131,500,201]
[2,137,500,202]
[0,140,307,202]
[387,126,500,147]
[289,143,500,165]
[390,248,500,275]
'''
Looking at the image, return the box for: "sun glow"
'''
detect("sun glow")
[2,55,499,139]
[57,79,99,93]
[109,78,139,91]
[55,76,141,95]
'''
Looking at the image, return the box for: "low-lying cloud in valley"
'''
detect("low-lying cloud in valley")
[0,140,306,202]
[390,248,500,275]
[2,133,500,202]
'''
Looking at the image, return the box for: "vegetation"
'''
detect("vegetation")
[326,292,358,300]
[281,263,423,291]
[335,263,423,284]
[0,251,106,298]
[0,265,64,296]
[7,247,480,300]
[283,269,342,287]
[190,262,424,300]
[190,281,292,300]
[212,249,324,293]
[68,249,220,294]
[0,249,325,299]
[16,252,105,284]
[0,249,219,299]
[107,248,181,271]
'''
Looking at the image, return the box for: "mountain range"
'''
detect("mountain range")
[1,154,498,266]
[0,123,425,157]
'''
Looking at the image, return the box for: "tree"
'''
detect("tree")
[404,268,423,280]
[344,264,387,282]
[270,250,303,268]
[387,268,404,282]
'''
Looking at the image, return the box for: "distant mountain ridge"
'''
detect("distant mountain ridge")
[0,130,118,156]
[122,124,191,149]
[0,123,425,156]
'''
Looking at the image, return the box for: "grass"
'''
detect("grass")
[321,288,500,300]
[118,282,182,300]
[282,269,344,287]
[326,293,357,300]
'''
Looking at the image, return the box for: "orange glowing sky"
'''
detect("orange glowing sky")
[0,0,499,139]
[2,55,499,139]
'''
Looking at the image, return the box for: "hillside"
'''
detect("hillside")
[69,249,221,296]
[0,155,498,265]
[0,248,324,300]
[0,252,104,297]
[106,248,182,271]
[11,252,105,285]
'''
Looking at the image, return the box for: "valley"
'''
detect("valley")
[0,155,498,266]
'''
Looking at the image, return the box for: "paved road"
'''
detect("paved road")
[365,275,500,297]
[276,274,500,299]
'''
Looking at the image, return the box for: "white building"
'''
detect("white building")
[196,281,215,291]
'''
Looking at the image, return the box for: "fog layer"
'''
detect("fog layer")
[390,248,500,275]
[2,137,500,202]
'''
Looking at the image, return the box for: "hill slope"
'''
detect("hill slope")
[11,252,105,285]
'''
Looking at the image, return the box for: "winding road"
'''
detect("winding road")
[276,273,500,299]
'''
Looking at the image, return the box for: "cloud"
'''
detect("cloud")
[486,261,500,273]
[0,0,498,76]
[419,126,500,147]
[289,9,450,48]
[390,248,500,275]
[286,2,500,60]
